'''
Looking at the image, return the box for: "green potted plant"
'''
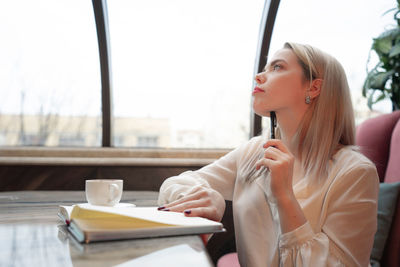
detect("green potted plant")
[363,0,400,111]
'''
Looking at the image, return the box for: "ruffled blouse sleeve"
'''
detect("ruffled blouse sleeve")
[278,162,379,267]
[158,142,242,205]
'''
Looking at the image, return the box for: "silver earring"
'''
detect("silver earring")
[305,95,311,104]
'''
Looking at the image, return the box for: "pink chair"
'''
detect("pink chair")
[217,111,400,267]
[217,252,240,267]
[356,110,400,267]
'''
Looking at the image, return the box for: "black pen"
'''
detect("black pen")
[270,111,276,139]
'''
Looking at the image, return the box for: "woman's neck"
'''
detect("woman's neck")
[276,108,306,154]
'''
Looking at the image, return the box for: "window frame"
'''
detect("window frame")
[92,0,113,147]
[250,0,281,138]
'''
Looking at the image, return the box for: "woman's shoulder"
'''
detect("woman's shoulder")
[329,146,379,186]
[333,146,375,169]
[323,146,379,209]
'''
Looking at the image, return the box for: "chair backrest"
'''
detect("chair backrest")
[356,110,400,267]
[384,115,400,183]
[356,110,400,182]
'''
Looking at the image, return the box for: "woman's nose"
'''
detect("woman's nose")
[254,73,265,84]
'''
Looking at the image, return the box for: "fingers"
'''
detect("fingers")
[255,141,293,171]
[255,157,273,170]
[263,145,280,160]
[158,187,225,222]
[182,206,221,222]
[263,139,289,153]
[254,145,279,170]
[163,197,211,213]
[159,186,205,210]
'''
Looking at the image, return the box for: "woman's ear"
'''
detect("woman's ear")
[309,78,323,99]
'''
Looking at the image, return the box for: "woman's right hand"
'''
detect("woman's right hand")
[158,185,226,222]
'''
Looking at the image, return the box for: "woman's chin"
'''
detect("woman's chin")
[253,107,272,117]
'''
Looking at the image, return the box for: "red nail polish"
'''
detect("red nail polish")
[157,206,165,210]
[184,210,191,214]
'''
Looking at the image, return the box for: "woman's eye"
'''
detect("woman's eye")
[272,64,282,71]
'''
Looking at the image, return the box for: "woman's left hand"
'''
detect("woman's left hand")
[158,185,226,222]
[255,139,295,200]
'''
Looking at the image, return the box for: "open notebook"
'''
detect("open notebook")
[59,204,224,243]
[58,203,135,225]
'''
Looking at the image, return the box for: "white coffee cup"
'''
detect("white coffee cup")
[85,179,123,206]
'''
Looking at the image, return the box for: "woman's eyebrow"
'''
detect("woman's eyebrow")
[263,59,287,71]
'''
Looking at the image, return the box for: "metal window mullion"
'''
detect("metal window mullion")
[250,0,280,138]
[92,0,113,147]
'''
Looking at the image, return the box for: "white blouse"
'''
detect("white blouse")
[158,136,379,267]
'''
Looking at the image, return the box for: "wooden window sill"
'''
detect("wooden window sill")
[0,147,231,167]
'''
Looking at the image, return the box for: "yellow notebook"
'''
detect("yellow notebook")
[58,203,135,225]
[65,204,224,243]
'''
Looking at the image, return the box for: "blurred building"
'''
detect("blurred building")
[0,114,171,147]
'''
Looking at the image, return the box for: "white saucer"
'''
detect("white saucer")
[114,203,136,208]
[79,202,136,208]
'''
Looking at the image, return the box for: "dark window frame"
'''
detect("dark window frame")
[250,0,281,138]
[92,0,280,147]
[92,0,113,147]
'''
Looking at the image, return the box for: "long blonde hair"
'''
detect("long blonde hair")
[282,42,355,179]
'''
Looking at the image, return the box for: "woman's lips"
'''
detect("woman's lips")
[252,87,265,94]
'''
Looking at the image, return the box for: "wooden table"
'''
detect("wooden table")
[0,191,215,267]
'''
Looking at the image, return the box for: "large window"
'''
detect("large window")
[0,0,101,146]
[108,0,265,148]
[0,0,396,148]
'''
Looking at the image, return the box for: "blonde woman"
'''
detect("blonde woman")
[158,43,379,266]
